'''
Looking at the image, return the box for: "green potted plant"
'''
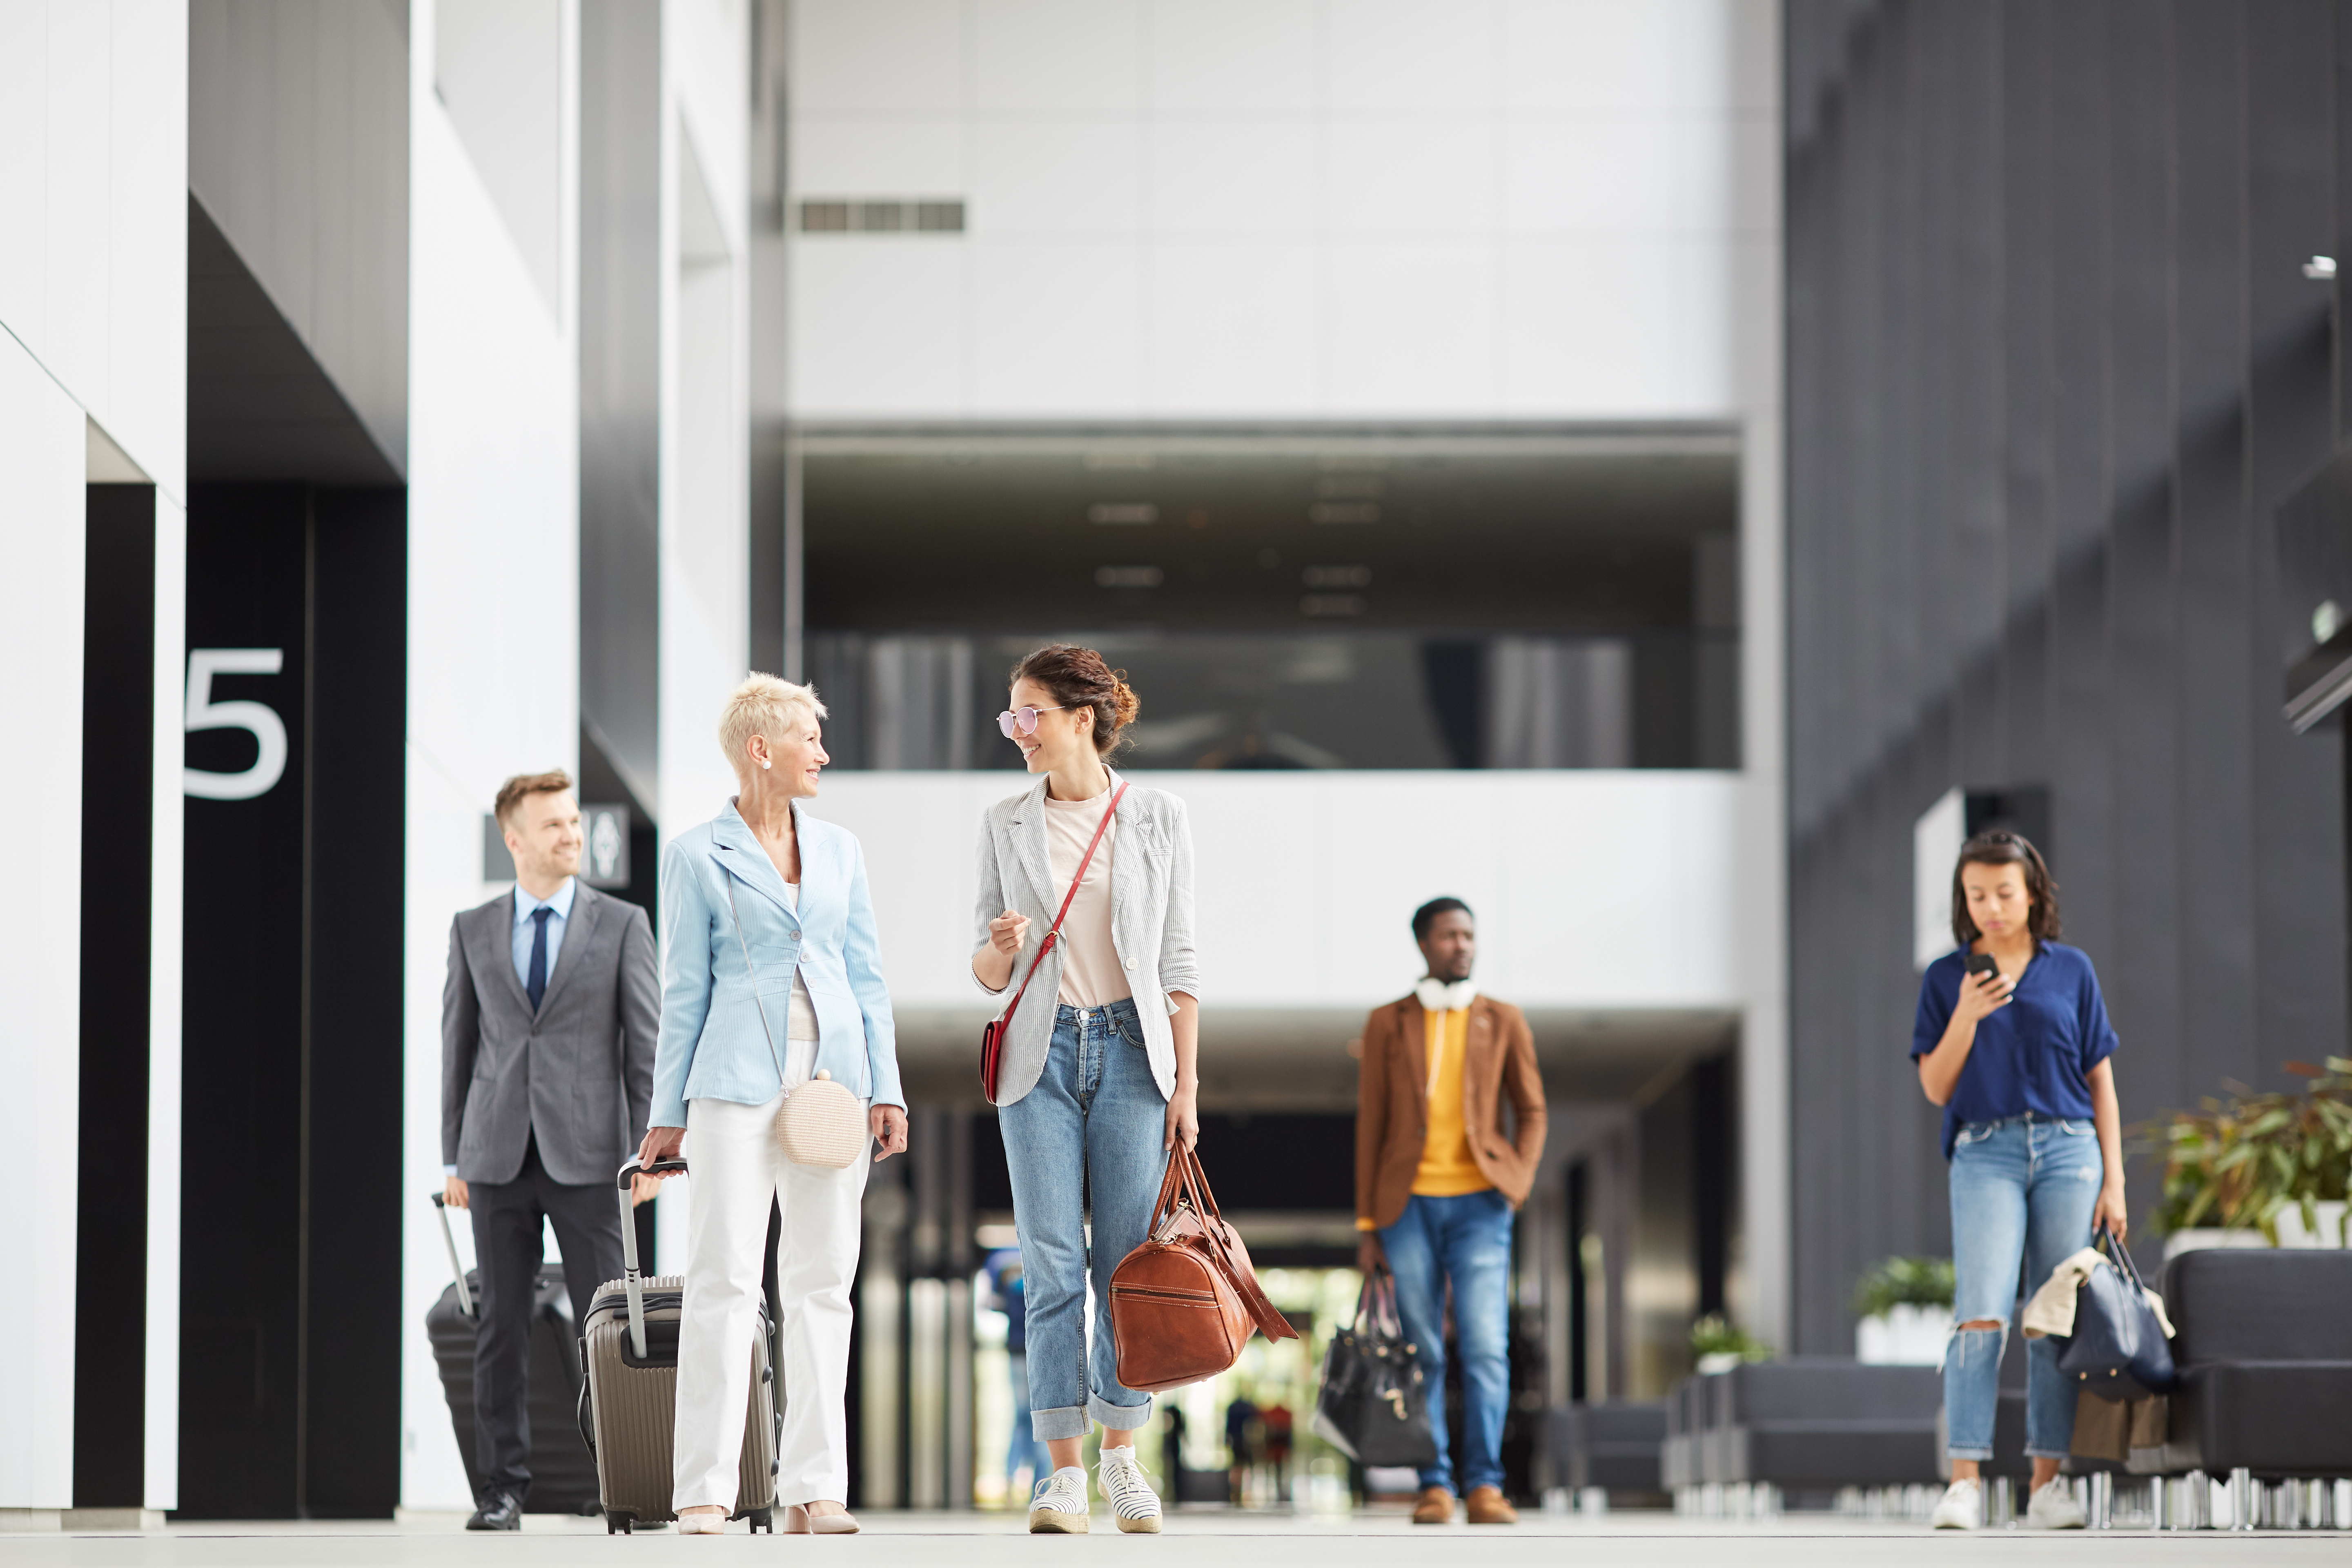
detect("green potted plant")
[1689,1313,1772,1374]
[2147,1058,2352,1260]
[1852,1256,1954,1363]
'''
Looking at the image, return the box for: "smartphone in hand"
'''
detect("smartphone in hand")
[1964,953,1999,982]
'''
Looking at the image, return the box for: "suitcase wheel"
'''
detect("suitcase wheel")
[749,1508,773,1534]
[609,1512,633,1535]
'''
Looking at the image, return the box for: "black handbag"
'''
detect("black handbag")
[2055,1225,2174,1401]
[1311,1271,1437,1468]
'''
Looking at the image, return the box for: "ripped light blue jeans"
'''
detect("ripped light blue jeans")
[1945,1114,2103,1460]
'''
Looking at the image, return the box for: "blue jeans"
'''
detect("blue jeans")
[1945,1114,2103,1460]
[998,1000,1169,1441]
[1381,1189,1514,1494]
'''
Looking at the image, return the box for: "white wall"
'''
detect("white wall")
[805,770,1748,1014]
[400,0,584,1512]
[0,329,91,1516]
[657,0,755,841]
[785,0,1769,421]
[0,0,187,1514]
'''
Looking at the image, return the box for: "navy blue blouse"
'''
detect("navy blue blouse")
[1911,940,2118,1159]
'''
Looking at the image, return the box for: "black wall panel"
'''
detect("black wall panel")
[1786,0,2352,1356]
[179,487,406,1517]
[76,486,158,1508]
[181,492,309,1517]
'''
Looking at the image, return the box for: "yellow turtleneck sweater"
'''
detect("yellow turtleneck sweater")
[1412,1006,1492,1196]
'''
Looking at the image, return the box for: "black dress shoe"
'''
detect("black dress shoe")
[467,1490,524,1531]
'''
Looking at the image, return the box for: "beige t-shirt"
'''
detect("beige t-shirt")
[1044,788,1130,1007]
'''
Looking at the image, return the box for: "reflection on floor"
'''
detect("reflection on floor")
[8,1510,2345,1568]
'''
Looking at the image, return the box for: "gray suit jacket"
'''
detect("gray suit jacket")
[971,770,1200,1108]
[442,882,659,1186]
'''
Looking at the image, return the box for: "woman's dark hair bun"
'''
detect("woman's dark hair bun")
[1011,644,1140,758]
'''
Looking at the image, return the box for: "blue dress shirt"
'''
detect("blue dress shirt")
[513,877,578,988]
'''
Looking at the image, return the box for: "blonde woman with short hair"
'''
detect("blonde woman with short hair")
[637,675,907,1534]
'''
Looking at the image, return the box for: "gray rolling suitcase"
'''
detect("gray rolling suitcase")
[582,1156,780,1533]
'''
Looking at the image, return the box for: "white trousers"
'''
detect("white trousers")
[674,1044,869,1510]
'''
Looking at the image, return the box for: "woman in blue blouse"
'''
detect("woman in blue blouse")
[637,676,907,1534]
[1912,830,2127,1532]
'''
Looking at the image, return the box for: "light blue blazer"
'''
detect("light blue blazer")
[651,800,902,1127]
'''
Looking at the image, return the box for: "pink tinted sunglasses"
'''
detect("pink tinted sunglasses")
[996,704,1069,738]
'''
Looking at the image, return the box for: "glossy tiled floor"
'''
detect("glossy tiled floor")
[2,1510,2343,1567]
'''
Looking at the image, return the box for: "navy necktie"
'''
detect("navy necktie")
[527,906,553,1011]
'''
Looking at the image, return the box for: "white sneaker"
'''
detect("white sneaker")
[2027,1479,2087,1529]
[1096,1445,1164,1535]
[1931,1478,1981,1530]
[1029,1466,1091,1534]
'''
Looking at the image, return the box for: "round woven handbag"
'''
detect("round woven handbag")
[773,1070,867,1169]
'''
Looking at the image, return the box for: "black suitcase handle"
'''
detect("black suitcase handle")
[615,1156,686,1359]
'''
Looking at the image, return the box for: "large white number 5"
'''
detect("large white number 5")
[185,648,287,800]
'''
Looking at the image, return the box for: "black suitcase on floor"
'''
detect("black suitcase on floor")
[425,1192,603,1515]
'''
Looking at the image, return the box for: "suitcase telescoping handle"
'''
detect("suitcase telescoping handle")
[428,1191,475,1319]
[616,1155,687,1359]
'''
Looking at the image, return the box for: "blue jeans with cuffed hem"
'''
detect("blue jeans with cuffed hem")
[1381,1188,1514,1495]
[999,1000,1169,1442]
[1944,1114,2103,1461]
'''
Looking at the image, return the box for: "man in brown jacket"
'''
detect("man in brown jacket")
[1354,897,1546,1526]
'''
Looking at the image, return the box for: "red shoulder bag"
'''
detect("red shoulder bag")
[979,782,1126,1100]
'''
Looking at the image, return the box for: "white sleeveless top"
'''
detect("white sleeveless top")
[780,883,821,1043]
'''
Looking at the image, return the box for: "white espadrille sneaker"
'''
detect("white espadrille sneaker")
[1029,1466,1091,1534]
[1930,1478,1981,1530]
[1095,1445,1164,1534]
[2026,1479,2086,1529]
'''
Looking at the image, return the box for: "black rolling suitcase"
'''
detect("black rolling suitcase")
[425,1192,603,1515]
[582,1156,780,1534]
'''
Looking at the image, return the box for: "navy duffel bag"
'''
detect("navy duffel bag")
[2056,1227,2174,1401]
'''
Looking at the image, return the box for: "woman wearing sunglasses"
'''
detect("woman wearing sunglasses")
[971,644,1200,1536]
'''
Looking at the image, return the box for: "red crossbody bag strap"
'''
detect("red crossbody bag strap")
[982,782,1127,1095]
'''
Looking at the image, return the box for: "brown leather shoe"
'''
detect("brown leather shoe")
[1466,1485,1518,1525]
[1411,1486,1456,1524]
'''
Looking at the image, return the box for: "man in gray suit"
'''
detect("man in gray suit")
[443,769,659,1530]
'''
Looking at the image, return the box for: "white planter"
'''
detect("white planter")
[1857,1303,1951,1364]
[2275,1200,2349,1249]
[2160,1227,2275,1265]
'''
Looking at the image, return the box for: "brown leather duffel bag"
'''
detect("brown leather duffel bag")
[1109,1145,1298,1392]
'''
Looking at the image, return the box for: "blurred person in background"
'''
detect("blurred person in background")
[1224,1394,1259,1502]
[442,770,659,1531]
[971,644,1201,1535]
[982,1248,1047,1492]
[1914,831,2127,1532]
[1354,898,1546,1526]
[637,676,908,1535]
